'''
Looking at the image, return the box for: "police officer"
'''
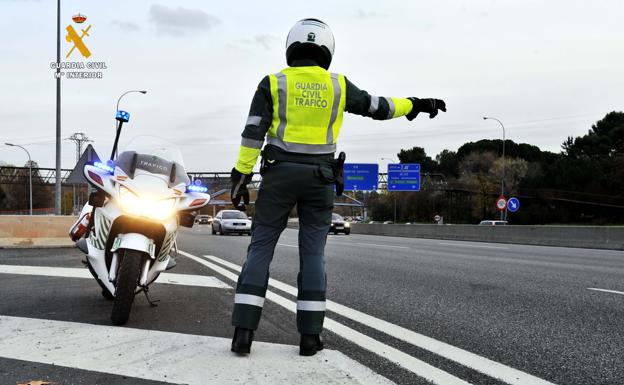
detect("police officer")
[230,18,446,356]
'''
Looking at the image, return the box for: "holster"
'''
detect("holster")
[334,152,346,196]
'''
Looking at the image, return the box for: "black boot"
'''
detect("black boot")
[299,334,324,356]
[231,327,254,354]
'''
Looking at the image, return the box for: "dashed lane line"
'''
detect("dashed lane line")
[587,287,624,296]
[277,243,298,248]
[0,315,395,385]
[177,250,471,385]
[0,264,231,289]
[438,242,510,250]
[329,242,409,250]
[195,252,557,385]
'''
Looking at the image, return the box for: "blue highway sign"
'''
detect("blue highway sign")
[343,163,379,191]
[388,163,421,191]
[507,197,520,212]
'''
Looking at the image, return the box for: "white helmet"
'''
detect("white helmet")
[286,18,335,69]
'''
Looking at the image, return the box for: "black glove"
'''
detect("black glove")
[405,98,447,121]
[230,168,253,212]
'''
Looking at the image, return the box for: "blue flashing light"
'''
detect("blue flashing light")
[94,161,114,174]
[186,185,208,193]
[194,179,202,186]
[116,110,130,122]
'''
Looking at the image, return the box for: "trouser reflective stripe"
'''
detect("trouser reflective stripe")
[297,300,326,311]
[235,293,265,307]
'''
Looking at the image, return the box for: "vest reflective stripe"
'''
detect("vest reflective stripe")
[385,97,395,119]
[246,115,262,126]
[326,73,341,145]
[241,137,263,149]
[267,67,345,154]
[368,95,379,114]
[266,136,336,154]
[275,73,288,140]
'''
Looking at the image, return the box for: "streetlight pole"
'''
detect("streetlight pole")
[483,117,506,220]
[113,90,147,158]
[54,0,61,215]
[6,143,33,215]
[381,157,398,223]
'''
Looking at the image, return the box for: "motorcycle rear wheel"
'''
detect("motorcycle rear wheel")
[111,250,144,325]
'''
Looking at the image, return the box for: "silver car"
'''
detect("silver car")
[212,210,252,235]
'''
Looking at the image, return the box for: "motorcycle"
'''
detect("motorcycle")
[69,110,210,325]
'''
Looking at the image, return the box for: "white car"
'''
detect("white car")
[479,220,508,226]
[212,210,252,235]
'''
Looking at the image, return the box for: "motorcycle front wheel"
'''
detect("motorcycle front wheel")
[111,249,144,325]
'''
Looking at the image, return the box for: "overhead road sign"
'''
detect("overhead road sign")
[343,163,379,191]
[388,163,420,191]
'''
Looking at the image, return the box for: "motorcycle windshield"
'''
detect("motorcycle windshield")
[115,136,190,186]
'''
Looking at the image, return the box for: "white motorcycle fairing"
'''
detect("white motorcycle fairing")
[73,136,210,324]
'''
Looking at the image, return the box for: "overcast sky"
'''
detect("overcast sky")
[1,0,622,172]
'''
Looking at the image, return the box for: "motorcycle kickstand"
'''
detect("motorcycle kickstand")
[141,286,160,307]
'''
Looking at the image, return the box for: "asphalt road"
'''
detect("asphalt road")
[1,227,623,385]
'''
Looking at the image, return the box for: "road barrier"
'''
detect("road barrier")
[0,215,77,248]
[287,222,624,250]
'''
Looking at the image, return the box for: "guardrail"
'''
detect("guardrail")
[287,222,624,250]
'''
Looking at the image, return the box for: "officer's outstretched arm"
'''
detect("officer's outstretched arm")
[344,77,446,121]
[235,76,273,175]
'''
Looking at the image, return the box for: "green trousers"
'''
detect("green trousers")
[232,162,334,333]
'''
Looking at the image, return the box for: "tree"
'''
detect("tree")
[435,149,459,178]
[397,146,437,171]
[458,151,498,219]
[490,157,529,195]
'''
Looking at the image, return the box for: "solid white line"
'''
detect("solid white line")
[178,250,470,385]
[0,315,395,385]
[277,243,298,248]
[0,264,231,289]
[438,242,510,250]
[199,253,556,385]
[587,288,624,296]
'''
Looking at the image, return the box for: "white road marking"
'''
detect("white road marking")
[330,242,409,250]
[198,252,557,385]
[587,287,624,296]
[0,264,231,289]
[0,315,395,385]
[178,250,470,385]
[438,242,510,250]
[277,243,298,248]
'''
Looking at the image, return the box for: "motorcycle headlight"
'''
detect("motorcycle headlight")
[119,186,176,221]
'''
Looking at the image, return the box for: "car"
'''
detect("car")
[195,215,212,225]
[479,220,508,226]
[330,213,350,235]
[212,210,252,235]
